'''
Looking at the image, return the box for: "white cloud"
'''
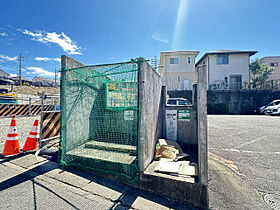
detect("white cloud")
[0,54,17,61]
[20,29,82,55]
[9,73,17,77]
[26,66,56,77]
[53,58,61,62]
[0,32,8,36]
[152,35,168,43]
[35,57,61,62]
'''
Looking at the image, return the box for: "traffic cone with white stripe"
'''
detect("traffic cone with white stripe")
[22,119,39,152]
[1,115,20,156]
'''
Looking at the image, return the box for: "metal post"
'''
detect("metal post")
[39,92,44,149]
[54,96,57,111]
[29,97,31,116]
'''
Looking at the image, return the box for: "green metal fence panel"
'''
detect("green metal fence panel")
[59,61,140,182]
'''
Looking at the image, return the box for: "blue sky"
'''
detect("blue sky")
[0,0,280,79]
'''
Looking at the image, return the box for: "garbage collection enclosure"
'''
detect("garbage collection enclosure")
[60,60,141,181]
[60,56,208,209]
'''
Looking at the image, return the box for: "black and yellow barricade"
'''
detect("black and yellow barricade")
[41,111,60,140]
[0,104,54,117]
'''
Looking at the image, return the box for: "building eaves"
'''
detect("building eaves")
[195,50,258,67]
[161,50,200,58]
[11,76,32,82]
[261,56,280,59]
[0,69,10,77]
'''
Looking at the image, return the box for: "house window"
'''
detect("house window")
[177,75,181,82]
[188,57,191,64]
[170,58,179,64]
[270,62,278,67]
[168,77,172,83]
[217,55,229,64]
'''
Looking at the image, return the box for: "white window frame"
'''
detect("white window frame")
[217,55,229,64]
[170,58,179,64]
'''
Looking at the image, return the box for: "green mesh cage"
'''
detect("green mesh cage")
[59,61,141,182]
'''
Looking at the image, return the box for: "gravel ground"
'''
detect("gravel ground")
[0,116,40,152]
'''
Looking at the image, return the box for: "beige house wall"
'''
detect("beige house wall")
[159,51,199,90]
[260,57,280,80]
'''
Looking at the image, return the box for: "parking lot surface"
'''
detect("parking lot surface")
[208,115,280,209]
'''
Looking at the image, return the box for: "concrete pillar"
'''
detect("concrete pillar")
[197,65,208,186]
[192,83,198,109]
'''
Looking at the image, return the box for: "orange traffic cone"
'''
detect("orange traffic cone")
[1,115,20,156]
[22,119,39,152]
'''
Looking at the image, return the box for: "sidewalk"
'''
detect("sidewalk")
[0,154,197,210]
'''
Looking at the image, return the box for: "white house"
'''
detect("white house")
[195,50,257,90]
[158,50,200,90]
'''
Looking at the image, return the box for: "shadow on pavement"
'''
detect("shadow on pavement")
[0,155,196,209]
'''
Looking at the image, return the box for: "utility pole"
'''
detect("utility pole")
[151,56,158,70]
[54,68,57,88]
[18,53,24,86]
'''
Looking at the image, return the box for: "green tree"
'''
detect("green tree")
[249,58,274,89]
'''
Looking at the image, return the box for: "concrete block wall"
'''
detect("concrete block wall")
[61,55,86,151]
[162,86,198,146]
[169,89,280,114]
[139,62,162,172]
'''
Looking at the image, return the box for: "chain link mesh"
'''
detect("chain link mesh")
[60,61,140,181]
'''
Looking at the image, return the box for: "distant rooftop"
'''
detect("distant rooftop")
[161,50,200,57]
[261,56,280,59]
[11,76,32,81]
[0,69,10,78]
[196,50,258,66]
[32,76,56,83]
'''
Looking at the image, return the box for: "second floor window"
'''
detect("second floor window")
[188,57,191,64]
[170,58,179,64]
[217,55,229,64]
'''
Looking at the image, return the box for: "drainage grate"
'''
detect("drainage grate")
[264,194,280,210]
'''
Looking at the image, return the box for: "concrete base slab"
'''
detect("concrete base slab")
[85,141,136,154]
[136,161,208,209]
[145,161,195,183]
[8,154,46,168]
[83,181,129,202]
[0,164,20,182]
[120,188,171,210]
[67,144,136,165]
[0,154,199,210]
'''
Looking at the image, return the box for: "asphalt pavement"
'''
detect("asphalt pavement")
[1,115,280,209]
[208,115,280,209]
[0,154,196,210]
